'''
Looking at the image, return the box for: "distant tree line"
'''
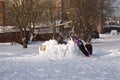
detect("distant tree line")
[4,0,116,48]
[63,0,115,41]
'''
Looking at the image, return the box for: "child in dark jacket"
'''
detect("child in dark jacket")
[85,42,92,55]
[70,32,91,57]
[57,33,64,44]
[72,36,90,57]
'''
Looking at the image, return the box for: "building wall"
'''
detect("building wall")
[39,0,61,7]
[0,1,5,26]
[0,32,22,44]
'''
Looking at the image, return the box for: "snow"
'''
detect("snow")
[0,26,17,33]
[39,39,82,60]
[104,25,120,28]
[0,33,120,80]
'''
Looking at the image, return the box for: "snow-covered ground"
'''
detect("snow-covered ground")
[0,33,120,80]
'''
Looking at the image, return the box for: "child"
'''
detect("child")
[70,32,91,57]
[57,33,64,44]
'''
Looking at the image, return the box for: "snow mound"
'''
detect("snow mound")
[39,39,83,60]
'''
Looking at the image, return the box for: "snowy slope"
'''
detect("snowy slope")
[0,33,120,80]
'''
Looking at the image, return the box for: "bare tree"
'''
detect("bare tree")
[39,0,61,39]
[5,0,38,48]
[65,0,116,41]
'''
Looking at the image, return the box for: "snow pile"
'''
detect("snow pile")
[110,30,118,35]
[39,39,83,60]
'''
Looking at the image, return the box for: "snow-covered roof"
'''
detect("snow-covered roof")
[0,26,19,33]
[0,26,31,33]
[103,25,120,28]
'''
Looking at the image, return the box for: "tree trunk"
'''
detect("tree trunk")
[20,27,27,49]
[97,15,102,33]
[22,37,27,49]
[52,24,56,39]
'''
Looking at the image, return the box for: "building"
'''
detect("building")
[0,1,5,26]
[103,25,120,33]
[38,0,61,7]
